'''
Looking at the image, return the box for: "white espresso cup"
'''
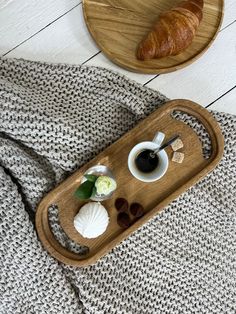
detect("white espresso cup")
[128,132,169,182]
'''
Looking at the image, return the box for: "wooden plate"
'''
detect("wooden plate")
[82,0,224,74]
[36,100,224,266]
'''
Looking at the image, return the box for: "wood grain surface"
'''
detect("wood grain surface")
[83,0,224,74]
[36,100,224,266]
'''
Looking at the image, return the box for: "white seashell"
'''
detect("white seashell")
[74,202,109,239]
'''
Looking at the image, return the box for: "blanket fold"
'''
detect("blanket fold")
[0,57,235,314]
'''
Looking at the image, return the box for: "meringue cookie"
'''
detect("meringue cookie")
[74,202,109,238]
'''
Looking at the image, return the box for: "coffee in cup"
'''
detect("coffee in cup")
[128,132,169,183]
[135,149,159,173]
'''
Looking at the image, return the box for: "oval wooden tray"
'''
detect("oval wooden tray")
[82,0,224,74]
[36,100,224,266]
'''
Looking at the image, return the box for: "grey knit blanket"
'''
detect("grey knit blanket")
[0,58,235,314]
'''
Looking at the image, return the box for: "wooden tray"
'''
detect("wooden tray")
[82,0,224,74]
[36,100,224,266]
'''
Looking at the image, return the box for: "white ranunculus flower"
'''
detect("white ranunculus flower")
[95,176,117,195]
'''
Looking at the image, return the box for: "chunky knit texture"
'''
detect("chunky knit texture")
[0,57,235,314]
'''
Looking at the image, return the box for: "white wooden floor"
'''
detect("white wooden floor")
[1,0,235,114]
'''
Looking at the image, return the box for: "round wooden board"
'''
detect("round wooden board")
[83,0,224,74]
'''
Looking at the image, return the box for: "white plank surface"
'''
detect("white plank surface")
[147,22,236,108]
[7,4,99,65]
[85,53,155,85]
[0,0,80,55]
[222,0,236,29]
[1,0,236,115]
[210,87,236,114]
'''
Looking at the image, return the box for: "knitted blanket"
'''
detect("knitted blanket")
[0,58,235,314]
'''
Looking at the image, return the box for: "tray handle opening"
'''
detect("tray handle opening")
[168,100,224,161]
[48,205,89,256]
[171,110,212,159]
[36,201,92,266]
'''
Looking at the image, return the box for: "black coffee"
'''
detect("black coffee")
[135,149,159,173]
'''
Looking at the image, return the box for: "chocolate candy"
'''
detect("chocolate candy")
[130,203,144,218]
[115,198,129,212]
[117,212,131,229]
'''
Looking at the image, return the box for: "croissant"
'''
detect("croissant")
[137,0,204,60]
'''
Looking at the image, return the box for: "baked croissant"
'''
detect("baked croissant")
[137,0,204,60]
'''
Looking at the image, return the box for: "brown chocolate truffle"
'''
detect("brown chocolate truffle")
[130,203,144,218]
[115,198,129,212]
[117,212,131,228]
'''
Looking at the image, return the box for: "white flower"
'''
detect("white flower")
[95,176,117,195]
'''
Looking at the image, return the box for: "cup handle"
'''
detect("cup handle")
[152,132,165,147]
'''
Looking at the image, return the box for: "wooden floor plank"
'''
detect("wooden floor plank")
[209,87,236,114]
[6,4,98,65]
[84,53,155,85]
[0,0,80,55]
[222,0,236,29]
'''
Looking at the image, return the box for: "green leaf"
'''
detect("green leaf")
[84,174,98,183]
[91,186,97,198]
[74,180,94,200]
